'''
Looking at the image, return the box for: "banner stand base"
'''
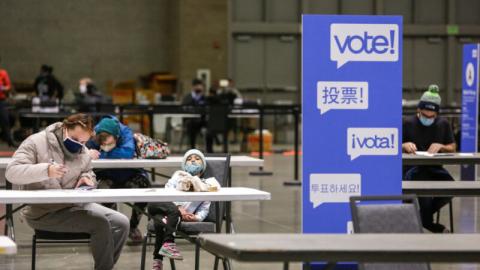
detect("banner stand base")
[249,170,273,176]
[284,180,302,186]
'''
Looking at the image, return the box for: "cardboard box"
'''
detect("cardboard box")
[112,88,134,104]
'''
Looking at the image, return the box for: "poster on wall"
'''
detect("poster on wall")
[302,14,403,261]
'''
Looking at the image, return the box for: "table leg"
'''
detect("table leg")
[222,258,231,270]
[4,181,13,240]
[449,200,454,233]
[284,107,301,186]
[250,107,272,176]
[147,110,156,183]
[225,201,232,234]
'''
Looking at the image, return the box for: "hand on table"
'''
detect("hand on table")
[75,177,95,188]
[428,143,444,154]
[402,142,417,154]
[88,149,101,160]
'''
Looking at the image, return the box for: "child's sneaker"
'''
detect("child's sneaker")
[152,259,163,270]
[159,242,183,260]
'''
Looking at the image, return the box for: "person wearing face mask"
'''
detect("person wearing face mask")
[147,149,212,270]
[182,78,207,149]
[76,77,104,112]
[86,115,151,244]
[33,64,64,101]
[5,113,130,270]
[402,84,456,233]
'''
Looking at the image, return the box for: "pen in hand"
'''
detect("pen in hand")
[48,159,68,179]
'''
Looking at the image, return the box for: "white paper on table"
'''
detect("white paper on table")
[414,151,454,157]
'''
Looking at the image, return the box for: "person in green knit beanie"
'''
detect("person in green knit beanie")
[402,84,456,233]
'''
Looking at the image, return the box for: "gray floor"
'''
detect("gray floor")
[1,153,480,270]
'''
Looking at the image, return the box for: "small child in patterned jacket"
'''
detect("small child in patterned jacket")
[148,149,212,270]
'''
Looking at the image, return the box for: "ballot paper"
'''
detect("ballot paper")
[415,151,454,157]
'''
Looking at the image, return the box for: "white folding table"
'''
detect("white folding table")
[402,153,480,166]
[0,187,270,204]
[0,156,264,169]
[0,187,270,242]
[200,233,480,269]
[403,180,480,196]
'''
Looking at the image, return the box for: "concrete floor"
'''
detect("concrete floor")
[1,153,480,270]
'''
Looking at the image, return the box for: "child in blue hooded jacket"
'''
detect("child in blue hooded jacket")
[87,115,151,243]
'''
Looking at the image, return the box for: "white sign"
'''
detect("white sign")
[331,24,399,68]
[310,173,361,208]
[347,128,398,160]
[317,81,369,115]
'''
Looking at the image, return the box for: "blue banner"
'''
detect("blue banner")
[460,44,480,180]
[302,14,403,238]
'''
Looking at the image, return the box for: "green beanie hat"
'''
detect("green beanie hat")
[418,84,441,112]
[95,118,120,137]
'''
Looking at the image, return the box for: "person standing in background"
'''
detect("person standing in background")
[34,64,64,101]
[76,77,104,112]
[0,57,15,147]
[182,79,207,150]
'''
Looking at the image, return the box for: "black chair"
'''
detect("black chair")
[140,154,231,270]
[32,230,90,270]
[350,195,430,270]
[206,105,229,153]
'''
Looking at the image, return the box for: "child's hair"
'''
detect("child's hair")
[97,132,113,144]
[63,113,94,132]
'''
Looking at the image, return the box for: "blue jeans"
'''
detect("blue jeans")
[404,166,453,233]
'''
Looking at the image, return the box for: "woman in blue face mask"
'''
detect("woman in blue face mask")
[5,113,130,270]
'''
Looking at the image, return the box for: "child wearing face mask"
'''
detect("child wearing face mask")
[148,149,212,270]
[86,116,151,244]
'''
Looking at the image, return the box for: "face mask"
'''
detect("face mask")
[100,143,115,152]
[419,115,435,127]
[184,163,203,176]
[63,131,84,154]
[79,84,87,94]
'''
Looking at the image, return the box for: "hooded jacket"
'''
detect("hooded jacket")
[5,122,96,219]
[89,115,135,159]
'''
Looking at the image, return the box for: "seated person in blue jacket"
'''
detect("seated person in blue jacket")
[402,84,456,233]
[87,116,151,243]
[148,149,211,270]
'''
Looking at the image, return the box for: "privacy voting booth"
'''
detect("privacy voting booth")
[302,15,403,269]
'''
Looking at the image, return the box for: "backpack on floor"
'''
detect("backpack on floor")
[133,133,170,159]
